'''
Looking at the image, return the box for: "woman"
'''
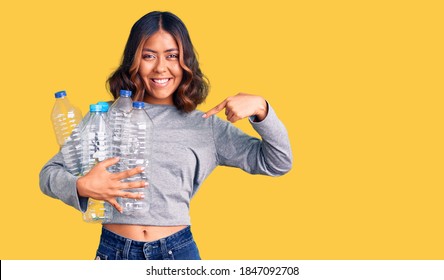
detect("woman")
[40,11,292,260]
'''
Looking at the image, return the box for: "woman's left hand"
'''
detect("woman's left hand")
[202,93,268,123]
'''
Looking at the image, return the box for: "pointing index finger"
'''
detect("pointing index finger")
[202,100,228,118]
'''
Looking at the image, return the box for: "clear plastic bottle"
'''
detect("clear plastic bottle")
[61,122,85,176]
[108,90,132,128]
[97,101,110,120]
[108,90,133,173]
[81,104,113,223]
[51,90,83,146]
[61,102,109,176]
[119,101,153,216]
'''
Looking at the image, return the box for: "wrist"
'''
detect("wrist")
[254,98,268,122]
[76,176,87,198]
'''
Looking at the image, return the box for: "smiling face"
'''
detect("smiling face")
[139,30,184,105]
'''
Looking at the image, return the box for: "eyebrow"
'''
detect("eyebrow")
[142,48,179,53]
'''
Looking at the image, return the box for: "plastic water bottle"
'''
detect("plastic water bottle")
[119,101,153,216]
[61,125,84,176]
[61,102,109,176]
[108,90,133,172]
[51,90,82,146]
[80,101,108,127]
[81,104,113,223]
[97,101,110,120]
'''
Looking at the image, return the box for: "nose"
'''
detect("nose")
[154,57,167,73]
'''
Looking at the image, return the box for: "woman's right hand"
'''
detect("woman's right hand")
[76,157,148,213]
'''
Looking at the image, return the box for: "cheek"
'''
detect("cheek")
[172,64,183,78]
[138,63,153,77]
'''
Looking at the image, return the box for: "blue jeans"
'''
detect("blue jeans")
[95,226,201,260]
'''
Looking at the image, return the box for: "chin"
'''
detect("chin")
[146,95,174,105]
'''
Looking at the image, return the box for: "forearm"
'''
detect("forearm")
[39,152,88,212]
[214,103,293,176]
[249,104,293,176]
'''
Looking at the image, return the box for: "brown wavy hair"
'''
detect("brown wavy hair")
[107,11,209,112]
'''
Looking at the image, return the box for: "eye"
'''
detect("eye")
[142,53,156,60]
[167,53,179,59]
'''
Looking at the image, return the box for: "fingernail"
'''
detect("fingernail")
[145,182,149,186]
[202,114,207,118]
[139,166,145,171]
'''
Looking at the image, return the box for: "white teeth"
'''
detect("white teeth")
[153,78,169,84]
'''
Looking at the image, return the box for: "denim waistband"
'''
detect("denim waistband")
[101,225,193,247]
[99,226,194,260]
[97,226,200,259]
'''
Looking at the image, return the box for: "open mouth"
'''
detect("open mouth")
[151,78,171,85]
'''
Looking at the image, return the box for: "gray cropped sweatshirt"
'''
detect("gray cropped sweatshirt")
[39,102,293,225]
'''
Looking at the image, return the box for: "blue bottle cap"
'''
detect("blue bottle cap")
[89,104,102,112]
[120,89,132,97]
[97,101,109,112]
[133,101,145,109]
[54,90,67,98]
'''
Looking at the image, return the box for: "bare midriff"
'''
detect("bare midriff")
[104,224,187,242]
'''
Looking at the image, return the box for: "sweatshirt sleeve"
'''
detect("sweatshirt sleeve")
[39,152,88,212]
[211,103,293,176]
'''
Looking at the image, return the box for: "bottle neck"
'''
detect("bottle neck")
[90,111,106,115]
[56,97,72,107]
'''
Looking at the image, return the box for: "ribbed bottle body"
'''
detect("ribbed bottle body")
[119,102,153,216]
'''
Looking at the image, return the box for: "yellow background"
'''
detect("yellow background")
[0,0,443,259]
